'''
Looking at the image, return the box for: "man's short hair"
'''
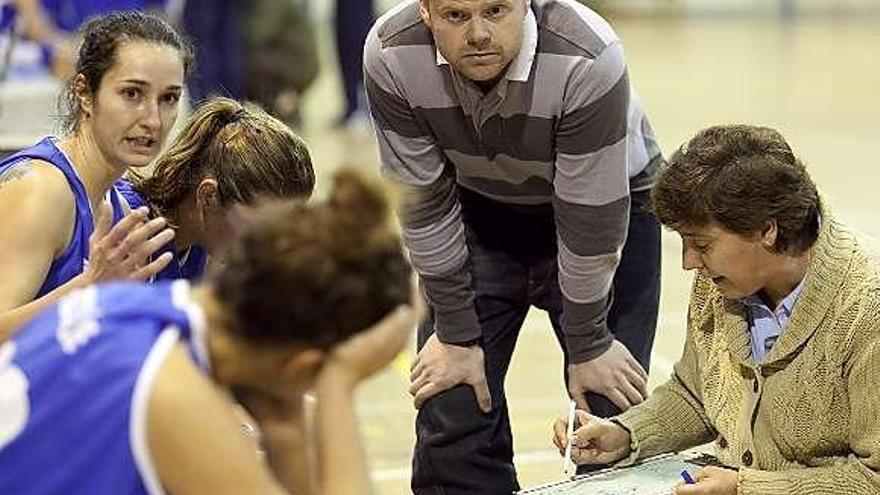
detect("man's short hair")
[651,124,820,255]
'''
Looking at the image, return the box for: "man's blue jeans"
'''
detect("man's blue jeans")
[411,188,661,495]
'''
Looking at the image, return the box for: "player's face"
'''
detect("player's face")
[80,41,184,170]
[199,201,248,262]
[420,0,528,85]
[679,222,777,300]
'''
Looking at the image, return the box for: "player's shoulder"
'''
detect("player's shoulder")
[0,159,76,248]
[533,0,621,59]
[0,158,75,205]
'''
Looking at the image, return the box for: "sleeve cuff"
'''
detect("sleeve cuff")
[565,330,614,363]
[433,305,481,344]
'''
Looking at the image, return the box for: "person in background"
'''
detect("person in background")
[181,0,244,103]
[335,0,373,128]
[553,125,880,494]
[243,0,319,128]
[8,0,167,79]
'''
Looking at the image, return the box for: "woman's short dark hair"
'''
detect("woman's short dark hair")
[213,170,412,349]
[652,124,820,255]
[59,11,194,133]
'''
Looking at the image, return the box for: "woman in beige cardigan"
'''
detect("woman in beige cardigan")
[553,124,880,494]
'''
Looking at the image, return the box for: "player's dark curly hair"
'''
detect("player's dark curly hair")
[213,169,412,348]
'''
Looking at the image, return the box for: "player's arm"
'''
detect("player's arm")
[0,161,174,341]
[313,303,422,495]
[148,342,289,495]
[0,161,76,340]
[235,389,317,495]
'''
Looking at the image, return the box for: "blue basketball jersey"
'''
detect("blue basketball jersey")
[0,137,128,298]
[115,178,208,282]
[0,280,209,495]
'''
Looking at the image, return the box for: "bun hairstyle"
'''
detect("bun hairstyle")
[214,169,412,348]
[132,97,315,220]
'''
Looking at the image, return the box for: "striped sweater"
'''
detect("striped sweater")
[616,213,880,493]
[364,0,663,362]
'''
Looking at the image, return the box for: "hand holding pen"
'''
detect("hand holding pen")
[552,407,632,467]
[562,401,577,477]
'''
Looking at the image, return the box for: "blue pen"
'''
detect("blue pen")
[681,470,696,484]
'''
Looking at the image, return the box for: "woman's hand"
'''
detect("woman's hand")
[81,204,175,284]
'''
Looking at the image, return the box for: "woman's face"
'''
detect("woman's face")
[80,40,185,170]
[199,194,248,262]
[679,221,777,300]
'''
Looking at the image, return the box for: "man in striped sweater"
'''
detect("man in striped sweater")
[364,0,664,492]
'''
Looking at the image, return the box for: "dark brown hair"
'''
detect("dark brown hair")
[131,97,315,220]
[60,10,194,133]
[652,124,820,255]
[213,169,412,348]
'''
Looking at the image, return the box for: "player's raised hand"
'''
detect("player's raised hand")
[83,204,175,284]
[552,410,631,465]
[323,276,426,390]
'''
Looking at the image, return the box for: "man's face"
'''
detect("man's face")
[420,0,528,84]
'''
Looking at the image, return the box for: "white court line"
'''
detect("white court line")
[372,449,564,482]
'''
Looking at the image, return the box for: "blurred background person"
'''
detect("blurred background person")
[242,0,319,128]
[7,0,167,80]
[334,0,372,129]
[180,0,244,103]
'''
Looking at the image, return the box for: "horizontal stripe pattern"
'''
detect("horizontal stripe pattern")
[557,242,621,305]
[365,0,662,351]
[553,196,630,257]
[400,172,482,343]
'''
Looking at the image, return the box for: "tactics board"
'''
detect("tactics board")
[516,453,701,495]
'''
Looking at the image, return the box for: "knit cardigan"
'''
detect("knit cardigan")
[616,214,880,494]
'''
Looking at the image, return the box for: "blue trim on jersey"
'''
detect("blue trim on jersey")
[0,280,207,495]
[0,137,128,298]
[115,178,208,282]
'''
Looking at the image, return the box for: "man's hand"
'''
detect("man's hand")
[675,466,739,495]
[409,333,492,413]
[568,339,648,412]
[552,410,631,465]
